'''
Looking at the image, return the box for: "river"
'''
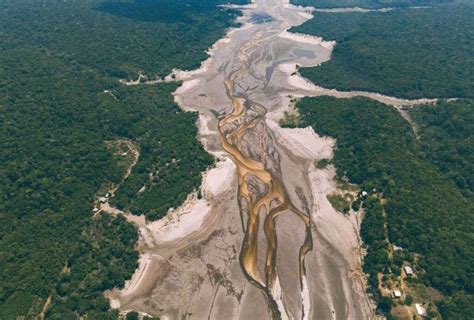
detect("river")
[109,1,386,319]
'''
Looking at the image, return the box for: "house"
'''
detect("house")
[392,290,402,299]
[99,197,107,203]
[415,303,427,317]
[404,265,414,276]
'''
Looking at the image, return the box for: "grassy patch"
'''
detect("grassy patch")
[279,111,301,128]
[327,194,351,214]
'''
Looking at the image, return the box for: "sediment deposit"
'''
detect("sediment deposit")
[109,1,383,319]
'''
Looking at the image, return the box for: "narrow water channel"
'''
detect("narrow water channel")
[113,1,376,319]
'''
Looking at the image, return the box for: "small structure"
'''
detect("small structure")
[404,265,414,276]
[361,190,368,197]
[99,197,107,204]
[392,290,402,299]
[92,207,99,213]
[415,303,427,317]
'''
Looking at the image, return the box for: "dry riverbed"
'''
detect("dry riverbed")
[103,0,431,319]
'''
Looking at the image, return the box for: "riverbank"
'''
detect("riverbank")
[109,1,378,318]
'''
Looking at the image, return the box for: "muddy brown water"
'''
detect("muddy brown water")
[113,1,377,319]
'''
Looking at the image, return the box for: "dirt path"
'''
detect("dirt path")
[38,296,52,320]
[96,139,139,217]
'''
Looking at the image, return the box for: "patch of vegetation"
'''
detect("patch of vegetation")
[315,158,331,169]
[327,194,351,214]
[294,96,474,316]
[0,0,244,317]
[290,5,474,99]
[125,311,140,320]
[278,111,301,128]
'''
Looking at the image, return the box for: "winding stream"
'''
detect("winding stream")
[108,1,434,319]
[219,47,314,318]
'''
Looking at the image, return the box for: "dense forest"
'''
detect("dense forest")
[1,0,245,79]
[290,4,474,99]
[0,0,244,318]
[292,96,474,317]
[291,0,453,9]
[410,100,474,199]
[106,84,214,220]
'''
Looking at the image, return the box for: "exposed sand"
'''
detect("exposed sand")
[283,3,314,19]
[202,158,237,197]
[107,0,445,316]
[109,1,379,318]
[282,62,438,107]
[309,166,357,261]
[120,254,162,298]
[307,165,375,318]
[174,78,202,95]
[120,73,167,86]
[279,30,335,49]
[266,119,334,160]
[170,23,254,84]
[107,253,164,309]
[313,7,393,13]
[134,152,236,247]
[173,79,202,109]
[221,3,258,9]
[144,196,211,245]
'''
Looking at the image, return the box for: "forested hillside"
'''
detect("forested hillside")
[0,0,245,318]
[292,96,473,318]
[290,4,474,99]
